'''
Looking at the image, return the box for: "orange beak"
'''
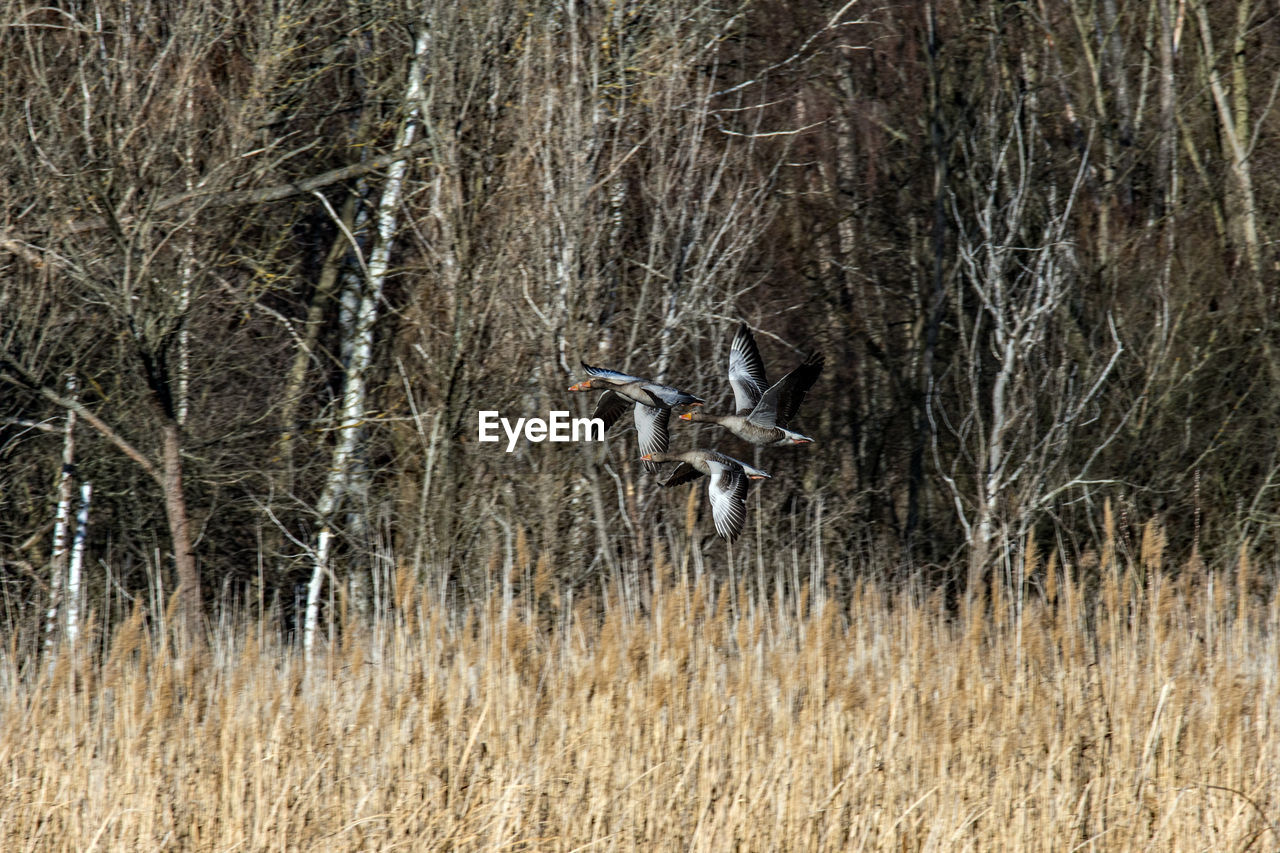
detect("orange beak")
[639,454,654,461]
[679,412,693,420]
[568,380,592,391]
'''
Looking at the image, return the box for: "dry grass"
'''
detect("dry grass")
[4,535,1280,851]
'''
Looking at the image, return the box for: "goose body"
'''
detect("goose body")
[640,449,770,542]
[682,411,815,446]
[570,362,703,470]
[681,324,823,446]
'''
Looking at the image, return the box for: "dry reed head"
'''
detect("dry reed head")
[1237,537,1251,627]
[1045,549,1058,605]
[532,551,551,601]
[394,562,415,616]
[515,526,530,575]
[1022,531,1039,581]
[683,483,700,540]
[1141,517,1166,575]
[1102,496,1117,575]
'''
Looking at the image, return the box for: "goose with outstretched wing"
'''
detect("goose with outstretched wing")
[570,362,703,471]
[680,323,824,446]
[640,449,770,542]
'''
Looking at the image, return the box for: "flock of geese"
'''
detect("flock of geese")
[569,323,824,542]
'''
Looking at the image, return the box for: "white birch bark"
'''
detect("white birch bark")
[65,482,92,647]
[333,188,373,615]
[304,28,429,660]
[44,374,77,654]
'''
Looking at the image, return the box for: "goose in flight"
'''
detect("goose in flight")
[680,323,823,446]
[570,362,703,471]
[640,449,770,542]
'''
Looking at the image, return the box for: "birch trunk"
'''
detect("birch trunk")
[65,482,91,647]
[333,188,375,616]
[178,86,196,428]
[44,375,77,653]
[1157,0,1179,222]
[303,28,429,660]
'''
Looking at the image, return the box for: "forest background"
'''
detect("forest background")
[10,1,1280,848]
[3,0,1279,646]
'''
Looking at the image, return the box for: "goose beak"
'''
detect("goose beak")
[748,473,771,480]
[639,454,654,462]
[679,412,693,420]
[568,380,592,391]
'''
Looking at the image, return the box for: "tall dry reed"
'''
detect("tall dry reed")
[3,532,1278,851]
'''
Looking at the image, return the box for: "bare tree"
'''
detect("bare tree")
[303,28,430,660]
[932,77,1126,597]
[1193,0,1263,278]
[1,0,364,639]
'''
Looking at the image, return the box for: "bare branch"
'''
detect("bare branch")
[0,361,161,487]
[0,139,436,269]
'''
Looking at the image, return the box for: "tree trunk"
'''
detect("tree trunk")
[44,375,78,654]
[65,481,92,647]
[161,419,203,641]
[909,1,949,551]
[304,27,429,660]
[276,192,359,490]
[1157,0,1179,222]
[1195,0,1261,276]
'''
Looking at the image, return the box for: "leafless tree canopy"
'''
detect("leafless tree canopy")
[4,0,1280,642]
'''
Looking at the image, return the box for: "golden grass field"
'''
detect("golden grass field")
[4,528,1279,851]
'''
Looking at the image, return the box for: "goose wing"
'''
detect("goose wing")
[640,382,703,409]
[728,323,769,415]
[633,403,671,472]
[660,462,706,488]
[591,390,632,432]
[705,459,749,542]
[581,361,648,385]
[773,351,824,426]
[749,351,824,428]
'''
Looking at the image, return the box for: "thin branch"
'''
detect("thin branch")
[718,120,829,139]
[311,189,370,280]
[704,0,867,102]
[0,360,161,486]
[0,139,436,263]
[0,417,59,433]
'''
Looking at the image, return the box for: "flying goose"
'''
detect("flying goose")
[569,362,703,471]
[679,323,824,446]
[640,449,770,542]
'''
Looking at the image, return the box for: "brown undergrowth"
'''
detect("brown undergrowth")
[3,528,1279,851]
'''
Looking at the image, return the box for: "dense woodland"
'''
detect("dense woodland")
[4,0,1280,646]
